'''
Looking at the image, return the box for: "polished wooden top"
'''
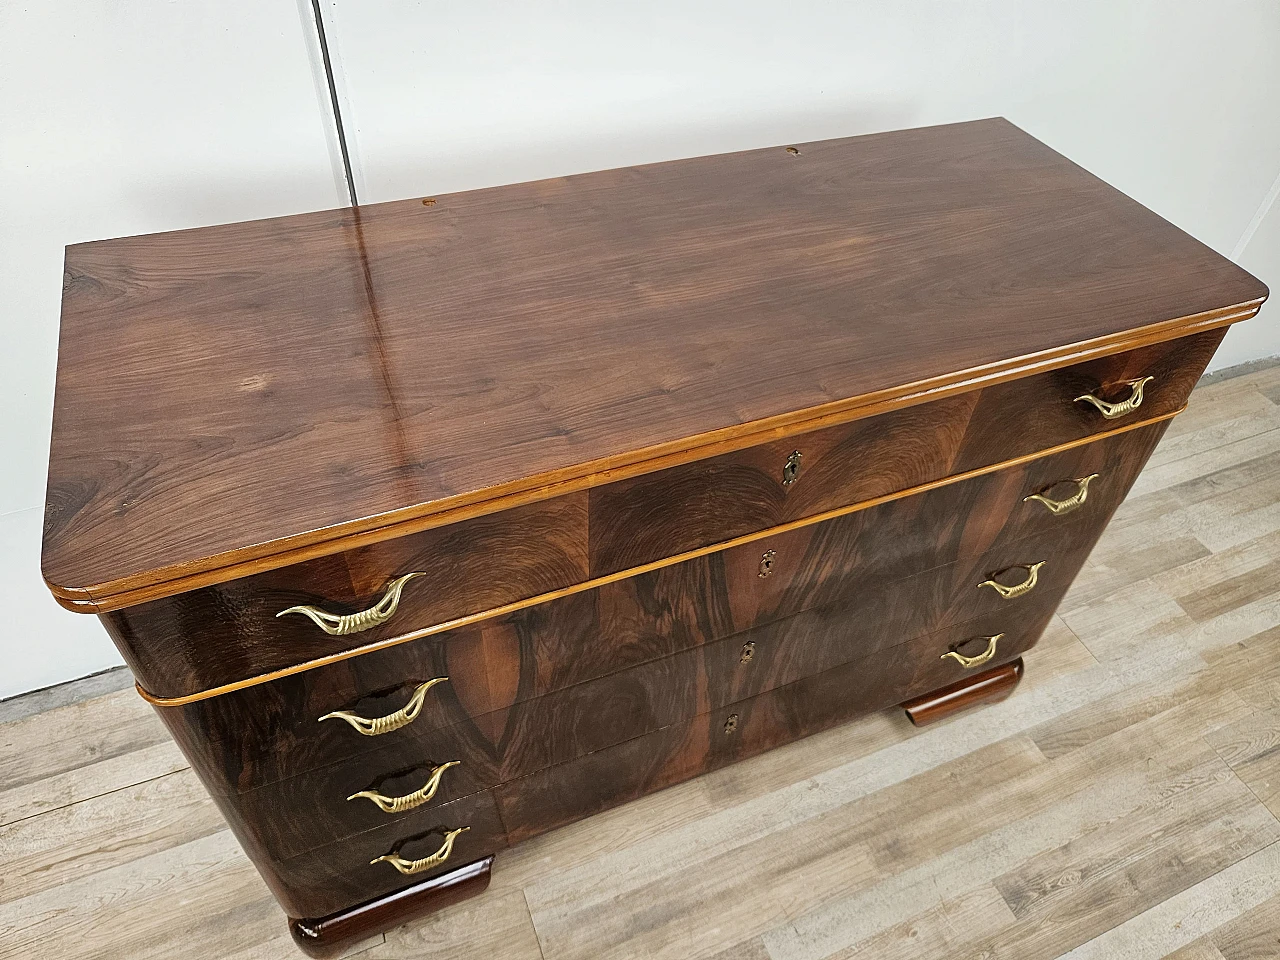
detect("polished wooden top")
[43,118,1266,610]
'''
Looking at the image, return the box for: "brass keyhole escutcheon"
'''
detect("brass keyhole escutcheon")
[740,641,756,664]
[758,550,776,578]
[782,450,803,486]
[724,714,739,734]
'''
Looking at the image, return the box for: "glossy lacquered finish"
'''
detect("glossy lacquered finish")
[43,119,1265,612]
[290,856,494,959]
[589,328,1221,575]
[113,344,1201,706]
[41,119,1268,951]
[902,658,1026,726]
[103,494,590,700]
[154,420,1168,802]
[492,608,1055,845]
[207,600,1056,921]
[95,327,1216,704]
[262,790,506,919]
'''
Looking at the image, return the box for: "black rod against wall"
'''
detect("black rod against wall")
[309,0,359,207]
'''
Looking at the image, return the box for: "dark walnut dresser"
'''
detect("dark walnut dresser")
[42,118,1268,955]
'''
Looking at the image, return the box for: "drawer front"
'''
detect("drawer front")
[588,328,1221,575]
[105,493,590,700]
[256,790,507,920]
[496,604,1054,844]
[712,413,1166,625]
[113,332,1213,703]
[158,418,1169,795]
[230,598,1044,921]
[196,549,1084,862]
[950,327,1222,474]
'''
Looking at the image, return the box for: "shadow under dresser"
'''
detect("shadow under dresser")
[41,118,1268,956]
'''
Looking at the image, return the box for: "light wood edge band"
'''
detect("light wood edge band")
[136,406,1184,708]
[53,300,1259,614]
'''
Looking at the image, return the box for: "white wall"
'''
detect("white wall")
[0,1,345,699]
[322,0,1280,365]
[2,0,1277,697]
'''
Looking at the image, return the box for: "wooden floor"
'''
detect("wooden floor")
[5,364,1280,960]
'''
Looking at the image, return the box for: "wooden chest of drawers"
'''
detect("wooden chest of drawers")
[42,118,1267,955]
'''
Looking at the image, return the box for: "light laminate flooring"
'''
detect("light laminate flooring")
[4,364,1280,959]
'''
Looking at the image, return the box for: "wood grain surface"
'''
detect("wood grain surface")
[902,658,1025,726]
[200,598,1065,862]
[589,329,1220,574]
[211,601,1057,916]
[120,409,1172,702]
[289,856,494,959]
[492,610,1054,846]
[43,118,1265,609]
[104,494,589,699]
[266,791,507,919]
[155,420,1168,795]
[155,412,1177,909]
[6,363,1280,960]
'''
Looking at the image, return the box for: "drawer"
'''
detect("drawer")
[254,789,507,921]
[713,412,1167,624]
[192,550,1085,861]
[243,581,1043,921]
[496,603,1055,844]
[157,418,1169,794]
[105,493,590,700]
[588,328,1222,575]
[111,329,1215,703]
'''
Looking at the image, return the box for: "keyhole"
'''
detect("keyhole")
[740,641,756,664]
[782,451,803,486]
[758,550,776,578]
[723,714,739,734]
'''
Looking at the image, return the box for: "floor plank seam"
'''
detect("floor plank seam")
[1203,734,1280,827]
[1144,406,1280,470]
[523,887,551,960]
[1059,837,1280,960]
[0,765,196,830]
[1049,614,1098,665]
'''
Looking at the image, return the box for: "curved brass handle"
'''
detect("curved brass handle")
[277,572,425,636]
[1024,474,1098,516]
[370,826,469,875]
[979,561,1046,600]
[941,633,1003,670]
[348,761,460,813]
[318,678,447,736]
[1075,376,1154,419]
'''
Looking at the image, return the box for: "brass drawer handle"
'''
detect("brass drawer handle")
[979,562,1045,600]
[1024,474,1098,516]
[941,633,1003,670]
[318,678,447,735]
[348,761,460,813]
[370,826,469,875]
[277,572,425,636]
[1075,376,1154,419]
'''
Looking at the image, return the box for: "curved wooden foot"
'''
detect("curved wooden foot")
[288,855,494,958]
[901,658,1024,727]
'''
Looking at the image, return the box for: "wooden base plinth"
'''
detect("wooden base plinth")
[288,856,494,958]
[901,658,1024,727]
